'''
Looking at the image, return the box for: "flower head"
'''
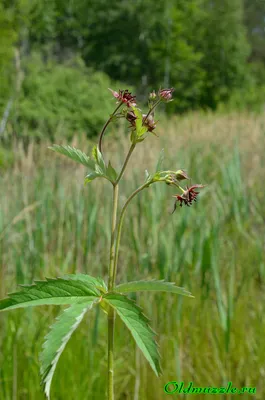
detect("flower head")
[109,88,136,107]
[158,88,174,102]
[171,184,205,212]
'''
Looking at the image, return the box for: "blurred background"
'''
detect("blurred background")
[0,0,265,399]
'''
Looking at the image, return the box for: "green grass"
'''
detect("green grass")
[0,111,265,399]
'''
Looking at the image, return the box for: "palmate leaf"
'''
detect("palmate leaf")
[103,293,161,376]
[48,145,95,169]
[0,278,100,311]
[115,280,193,298]
[40,299,97,400]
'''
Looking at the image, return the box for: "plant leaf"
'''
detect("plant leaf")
[106,161,117,182]
[131,106,148,138]
[63,274,107,293]
[40,300,97,399]
[48,145,95,169]
[155,148,164,172]
[0,278,100,311]
[103,293,161,376]
[115,280,193,298]
[91,145,98,162]
[96,146,106,172]
[84,171,102,184]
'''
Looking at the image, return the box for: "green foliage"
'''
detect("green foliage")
[0,0,263,140]
[198,0,251,109]
[63,273,107,293]
[48,145,95,169]
[0,145,14,169]
[85,145,118,184]
[0,278,100,311]
[15,54,118,140]
[115,280,193,297]
[40,300,97,400]
[103,293,162,376]
[244,0,265,63]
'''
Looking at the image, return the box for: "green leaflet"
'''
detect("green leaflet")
[84,171,102,184]
[0,278,100,311]
[40,299,97,399]
[103,293,161,376]
[131,106,148,139]
[48,145,95,169]
[63,273,107,293]
[88,146,117,184]
[115,280,193,298]
[106,160,118,182]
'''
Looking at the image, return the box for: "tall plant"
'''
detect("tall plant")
[0,87,205,399]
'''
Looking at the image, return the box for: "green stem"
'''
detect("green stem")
[112,182,149,288]
[143,99,161,124]
[116,143,136,184]
[99,103,123,154]
[108,308,115,400]
[107,183,119,400]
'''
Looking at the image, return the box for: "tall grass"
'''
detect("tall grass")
[0,111,265,399]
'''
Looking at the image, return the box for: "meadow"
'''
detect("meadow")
[0,111,265,400]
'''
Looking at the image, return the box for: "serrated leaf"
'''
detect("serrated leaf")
[91,145,98,162]
[103,293,161,376]
[48,145,95,169]
[0,278,100,311]
[40,300,97,399]
[84,171,102,184]
[96,146,106,172]
[115,280,193,298]
[106,161,117,182]
[155,149,164,172]
[63,274,107,293]
[94,163,105,175]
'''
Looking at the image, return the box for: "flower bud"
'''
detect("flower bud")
[142,114,156,132]
[149,91,157,100]
[158,88,174,102]
[175,169,190,181]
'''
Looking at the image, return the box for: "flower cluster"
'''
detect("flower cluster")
[107,87,205,214]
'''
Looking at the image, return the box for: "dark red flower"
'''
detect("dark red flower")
[171,184,205,212]
[109,88,136,107]
[142,113,157,133]
[126,110,138,127]
[158,88,174,102]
